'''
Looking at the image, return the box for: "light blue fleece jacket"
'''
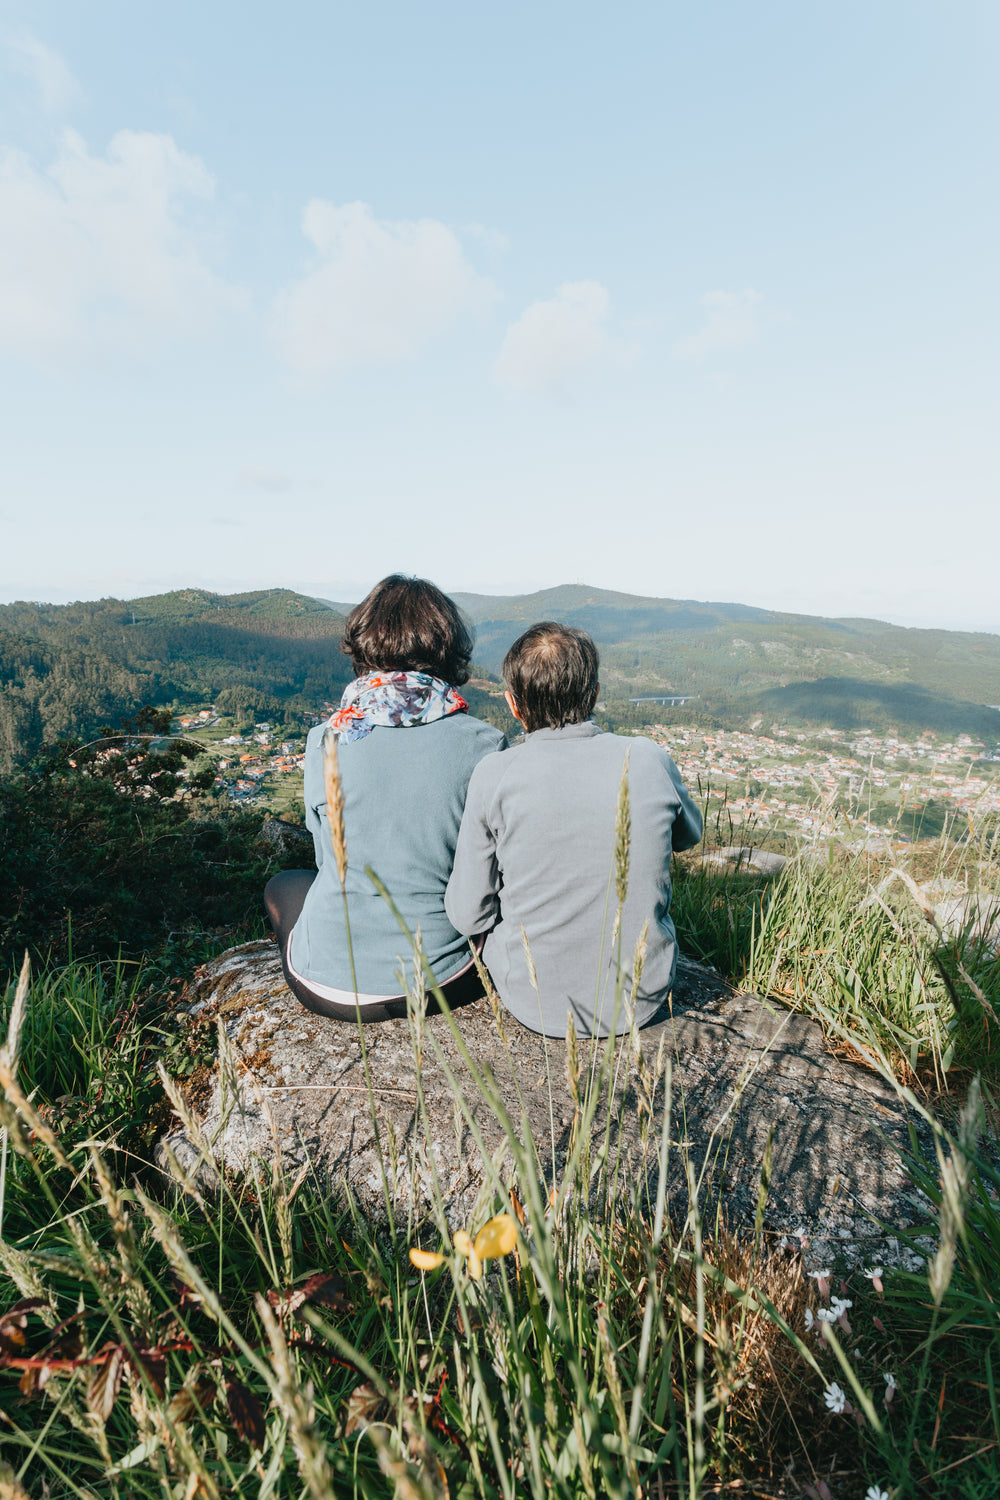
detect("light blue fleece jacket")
[444,722,703,1037]
[291,713,506,995]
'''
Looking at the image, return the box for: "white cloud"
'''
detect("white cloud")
[273,199,496,376]
[4,34,81,115]
[0,129,239,359]
[673,289,764,360]
[494,280,627,390]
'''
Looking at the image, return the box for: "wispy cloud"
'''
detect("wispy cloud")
[273,199,496,377]
[461,221,510,255]
[494,280,632,391]
[238,466,292,492]
[0,129,241,360]
[4,33,82,115]
[673,289,764,361]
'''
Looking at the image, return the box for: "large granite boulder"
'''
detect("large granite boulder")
[159,940,940,1270]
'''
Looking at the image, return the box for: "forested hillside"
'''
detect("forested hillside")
[450,585,1000,736]
[0,589,352,768]
[3,582,999,767]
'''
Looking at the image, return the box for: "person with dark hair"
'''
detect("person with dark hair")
[445,622,702,1038]
[265,575,505,1021]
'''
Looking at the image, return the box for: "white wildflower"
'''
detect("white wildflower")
[864,1487,889,1500]
[804,1308,815,1331]
[823,1381,847,1414]
[809,1268,832,1282]
[830,1296,853,1317]
[817,1306,838,1323]
[863,1266,884,1280]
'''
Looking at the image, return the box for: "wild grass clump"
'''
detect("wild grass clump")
[745,836,1000,1091]
[671,857,770,978]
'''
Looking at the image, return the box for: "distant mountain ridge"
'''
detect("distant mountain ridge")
[1,582,998,768]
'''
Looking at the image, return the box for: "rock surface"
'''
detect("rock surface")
[257,816,314,860]
[162,940,942,1270]
[701,846,789,877]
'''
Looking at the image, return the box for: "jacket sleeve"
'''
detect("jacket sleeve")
[303,728,326,870]
[445,761,502,935]
[664,752,703,852]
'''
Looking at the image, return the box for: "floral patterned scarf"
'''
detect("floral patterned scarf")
[326,670,469,744]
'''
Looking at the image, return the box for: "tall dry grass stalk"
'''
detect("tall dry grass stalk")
[257,1296,337,1499]
[929,1075,982,1306]
[322,733,395,1230]
[0,951,31,1237]
[322,727,348,888]
[614,748,632,908]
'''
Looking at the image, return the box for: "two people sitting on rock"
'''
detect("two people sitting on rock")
[264,575,702,1036]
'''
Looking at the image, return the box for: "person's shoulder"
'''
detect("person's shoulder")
[624,731,665,759]
[590,728,659,757]
[466,734,521,787]
[461,714,507,746]
[611,731,679,775]
[440,713,507,754]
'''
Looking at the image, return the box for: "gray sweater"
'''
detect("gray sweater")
[444,722,703,1037]
[292,713,506,995]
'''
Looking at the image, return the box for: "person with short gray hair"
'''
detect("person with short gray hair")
[445,622,702,1038]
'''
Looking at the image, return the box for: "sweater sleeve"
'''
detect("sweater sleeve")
[444,760,502,935]
[664,751,703,852]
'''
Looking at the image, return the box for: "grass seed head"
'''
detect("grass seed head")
[322,728,348,888]
[0,951,31,1080]
[520,924,539,993]
[258,1294,341,1499]
[614,749,632,907]
[565,1013,581,1106]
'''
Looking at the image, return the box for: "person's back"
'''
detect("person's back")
[265,575,505,1021]
[295,709,503,993]
[445,623,702,1037]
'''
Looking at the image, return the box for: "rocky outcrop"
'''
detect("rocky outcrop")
[701,846,789,876]
[257,816,313,860]
[159,940,941,1271]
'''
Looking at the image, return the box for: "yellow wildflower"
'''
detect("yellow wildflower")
[473,1214,518,1261]
[408,1248,446,1272]
[408,1214,519,1281]
[453,1230,482,1280]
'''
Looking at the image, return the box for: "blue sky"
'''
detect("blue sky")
[1,1,997,630]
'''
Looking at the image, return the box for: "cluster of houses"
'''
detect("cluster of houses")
[170,708,307,806]
[645,723,1000,839]
[220,737,306,804]
[177,708,217,731]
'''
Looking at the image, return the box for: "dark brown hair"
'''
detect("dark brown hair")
[341,574,473,685]
[502,622,599,733]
